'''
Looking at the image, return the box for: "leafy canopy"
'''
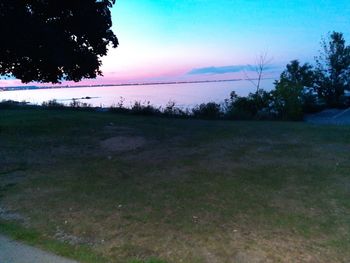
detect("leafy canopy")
[0,0,118,83]
[314,32,350,106]
[272,60,315,120]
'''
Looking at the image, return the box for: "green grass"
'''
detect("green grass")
[1,108,350,262]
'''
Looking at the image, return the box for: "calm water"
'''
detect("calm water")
[0,79,275,108]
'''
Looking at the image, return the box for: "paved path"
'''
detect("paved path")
[305,108,350,125]
[0,235,78,263]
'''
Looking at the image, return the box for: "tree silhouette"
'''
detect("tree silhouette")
[244,51,273,94]
[273,60,314,120]
[0,0,118,83]
[314,32,350,107]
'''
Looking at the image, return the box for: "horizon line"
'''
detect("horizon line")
[0,77,275,91]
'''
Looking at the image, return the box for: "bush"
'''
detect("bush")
[69,99,92,108]
[224,91,274,120]
[271,81,304,120]
[302,89,325,113]
[130,101,161,116]
[42,99,65,109]
[0,100,29,109]
[163,101,189,117]
[109,97,129,113]
[192,102,222,119]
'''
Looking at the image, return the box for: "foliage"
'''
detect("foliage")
[314,32,350,107]
[272,81,304,120]
[301,88,324,113]
[272,60,315,120]
[130,101,162,116]
[225,91,274,120]
[162,101,189,117]
[0,0,118,83]
[192,102,222,119]
[109,97,130,113]
[42,99,65,109]
[69,99,92,108]
[0,100,29,109]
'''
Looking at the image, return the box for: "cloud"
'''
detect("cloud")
[187,64,280,75]
[188,65,248,75]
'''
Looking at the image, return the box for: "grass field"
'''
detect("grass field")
[1,108,350,263]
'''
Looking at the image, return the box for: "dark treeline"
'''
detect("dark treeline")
[224,31,350,121]
[1,31,349,121]
[109,31,350,121]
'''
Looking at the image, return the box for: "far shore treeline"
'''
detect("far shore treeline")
[1,31,350,121]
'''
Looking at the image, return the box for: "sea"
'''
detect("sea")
[0,79,275,109]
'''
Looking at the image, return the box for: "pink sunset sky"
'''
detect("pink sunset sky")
[1,0,350,87]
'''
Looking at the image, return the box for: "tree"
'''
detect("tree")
[243,51,273,115]
[272,60,314,120]
[244,51,273,94]
[314,32,350,107]
[0,0,118,83]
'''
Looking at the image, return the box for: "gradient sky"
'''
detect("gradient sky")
[2,0,350,86]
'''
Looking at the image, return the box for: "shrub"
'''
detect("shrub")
[302,88,325,113]
[192,102,222,119]
[130,101,161,116]
[271,81,304,120]
[224,91,274,120]
[42,99,65,109]
[163,101,189,117]
[69,99,92,108]
[109,97,129,113]
[0,100,29,109]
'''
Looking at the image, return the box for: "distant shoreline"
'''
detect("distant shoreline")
[0,78,273,92]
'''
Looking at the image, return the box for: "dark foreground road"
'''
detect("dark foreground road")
[305,108,350,125]
[0,235,77,263]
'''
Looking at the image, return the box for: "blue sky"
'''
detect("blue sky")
[2,0,350,86]
[100,0,350,83]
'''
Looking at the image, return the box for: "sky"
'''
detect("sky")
[2,0,350,86]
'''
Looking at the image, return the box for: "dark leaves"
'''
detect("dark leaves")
[0,0,118,83]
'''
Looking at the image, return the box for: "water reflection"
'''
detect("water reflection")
[0,79,275,108]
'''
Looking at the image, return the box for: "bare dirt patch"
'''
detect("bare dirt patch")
[100,136,147,152]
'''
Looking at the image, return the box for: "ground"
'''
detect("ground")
[0,108,350,263]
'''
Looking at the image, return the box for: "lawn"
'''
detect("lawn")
[1,108,350,262]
